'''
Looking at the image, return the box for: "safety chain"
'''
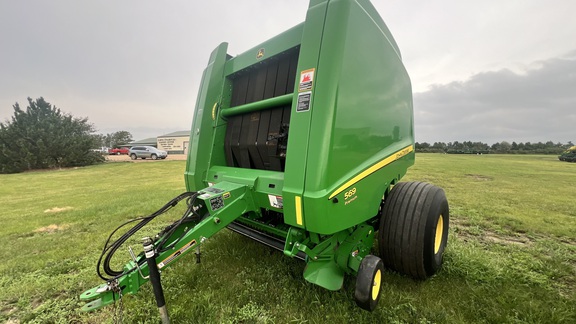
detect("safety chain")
[111,280,124,324]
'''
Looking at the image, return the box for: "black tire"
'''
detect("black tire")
[151,154,158,160]
[354,255,384,311]
[130,154,137,160]
[378,181,449,279]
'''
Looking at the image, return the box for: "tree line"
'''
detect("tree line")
[93,131,133,149]
[0,97,133,173]
[415,141,574,154]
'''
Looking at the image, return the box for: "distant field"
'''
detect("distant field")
[0,155,574,323]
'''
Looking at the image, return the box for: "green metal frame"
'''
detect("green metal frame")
[81,182,254,310]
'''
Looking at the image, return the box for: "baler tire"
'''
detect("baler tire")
[130,154,137,160]
[354,255,384,311]
[378,181,449,279]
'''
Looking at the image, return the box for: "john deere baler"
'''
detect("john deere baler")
[81,0,449,320]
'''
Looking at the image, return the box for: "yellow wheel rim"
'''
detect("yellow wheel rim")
[434,215,444,254]
[371,269,382,301]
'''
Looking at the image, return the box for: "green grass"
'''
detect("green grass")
[0,156,574,323]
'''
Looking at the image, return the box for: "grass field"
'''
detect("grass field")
[0,155,574,323]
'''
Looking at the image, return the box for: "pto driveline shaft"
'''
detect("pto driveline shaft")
[143,237,170,324]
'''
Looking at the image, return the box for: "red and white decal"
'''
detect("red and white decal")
[299,68,315,92]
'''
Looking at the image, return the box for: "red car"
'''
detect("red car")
[108,148,129,155]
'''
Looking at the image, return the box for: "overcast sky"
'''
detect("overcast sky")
[1,0,575,144]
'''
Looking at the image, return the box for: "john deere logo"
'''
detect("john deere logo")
[256,48,265,59]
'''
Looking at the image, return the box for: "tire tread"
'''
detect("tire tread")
[378,181,449,279]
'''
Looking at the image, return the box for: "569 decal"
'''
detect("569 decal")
[344,187,359,205]
[344,188,357,200]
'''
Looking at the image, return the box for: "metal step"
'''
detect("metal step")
[227,221,306,261]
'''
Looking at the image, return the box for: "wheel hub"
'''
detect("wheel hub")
[371,269,381,300]
[434,215,444,254]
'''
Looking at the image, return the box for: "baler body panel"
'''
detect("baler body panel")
[300,0,415,233]
[184,0,414,235]
[185,42,230,191]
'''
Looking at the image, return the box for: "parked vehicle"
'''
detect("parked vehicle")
[91,147,110,154]
[558,146,576,162]
[108,148,129,155]
[128,146,167,160]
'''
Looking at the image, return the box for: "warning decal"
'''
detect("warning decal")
[299,68,315,92]
[297,92,312,112]
[210,196,224,211]
[268,195,284,209]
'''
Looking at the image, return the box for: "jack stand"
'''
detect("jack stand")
[195,246,201,264]
[143,237,170,324]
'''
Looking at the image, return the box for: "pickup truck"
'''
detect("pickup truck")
[108,148,129,155]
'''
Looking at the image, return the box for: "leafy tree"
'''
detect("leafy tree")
[92,133,107,148]
[104,131,133,148]
[432,142,447,150]
[0,97,104,173]
[415,142,430,150]
[92,131,133,148]
[499,141,512,152]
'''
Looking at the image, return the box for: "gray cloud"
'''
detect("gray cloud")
[414,51,576,144]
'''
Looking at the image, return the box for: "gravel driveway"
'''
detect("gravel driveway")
[105,154,187,162]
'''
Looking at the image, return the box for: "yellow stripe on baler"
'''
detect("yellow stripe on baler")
[328,145,414,200]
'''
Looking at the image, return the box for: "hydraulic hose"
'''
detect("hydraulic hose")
[96,192,199,281]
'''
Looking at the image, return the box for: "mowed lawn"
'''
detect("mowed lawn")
[0,155,574,323]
